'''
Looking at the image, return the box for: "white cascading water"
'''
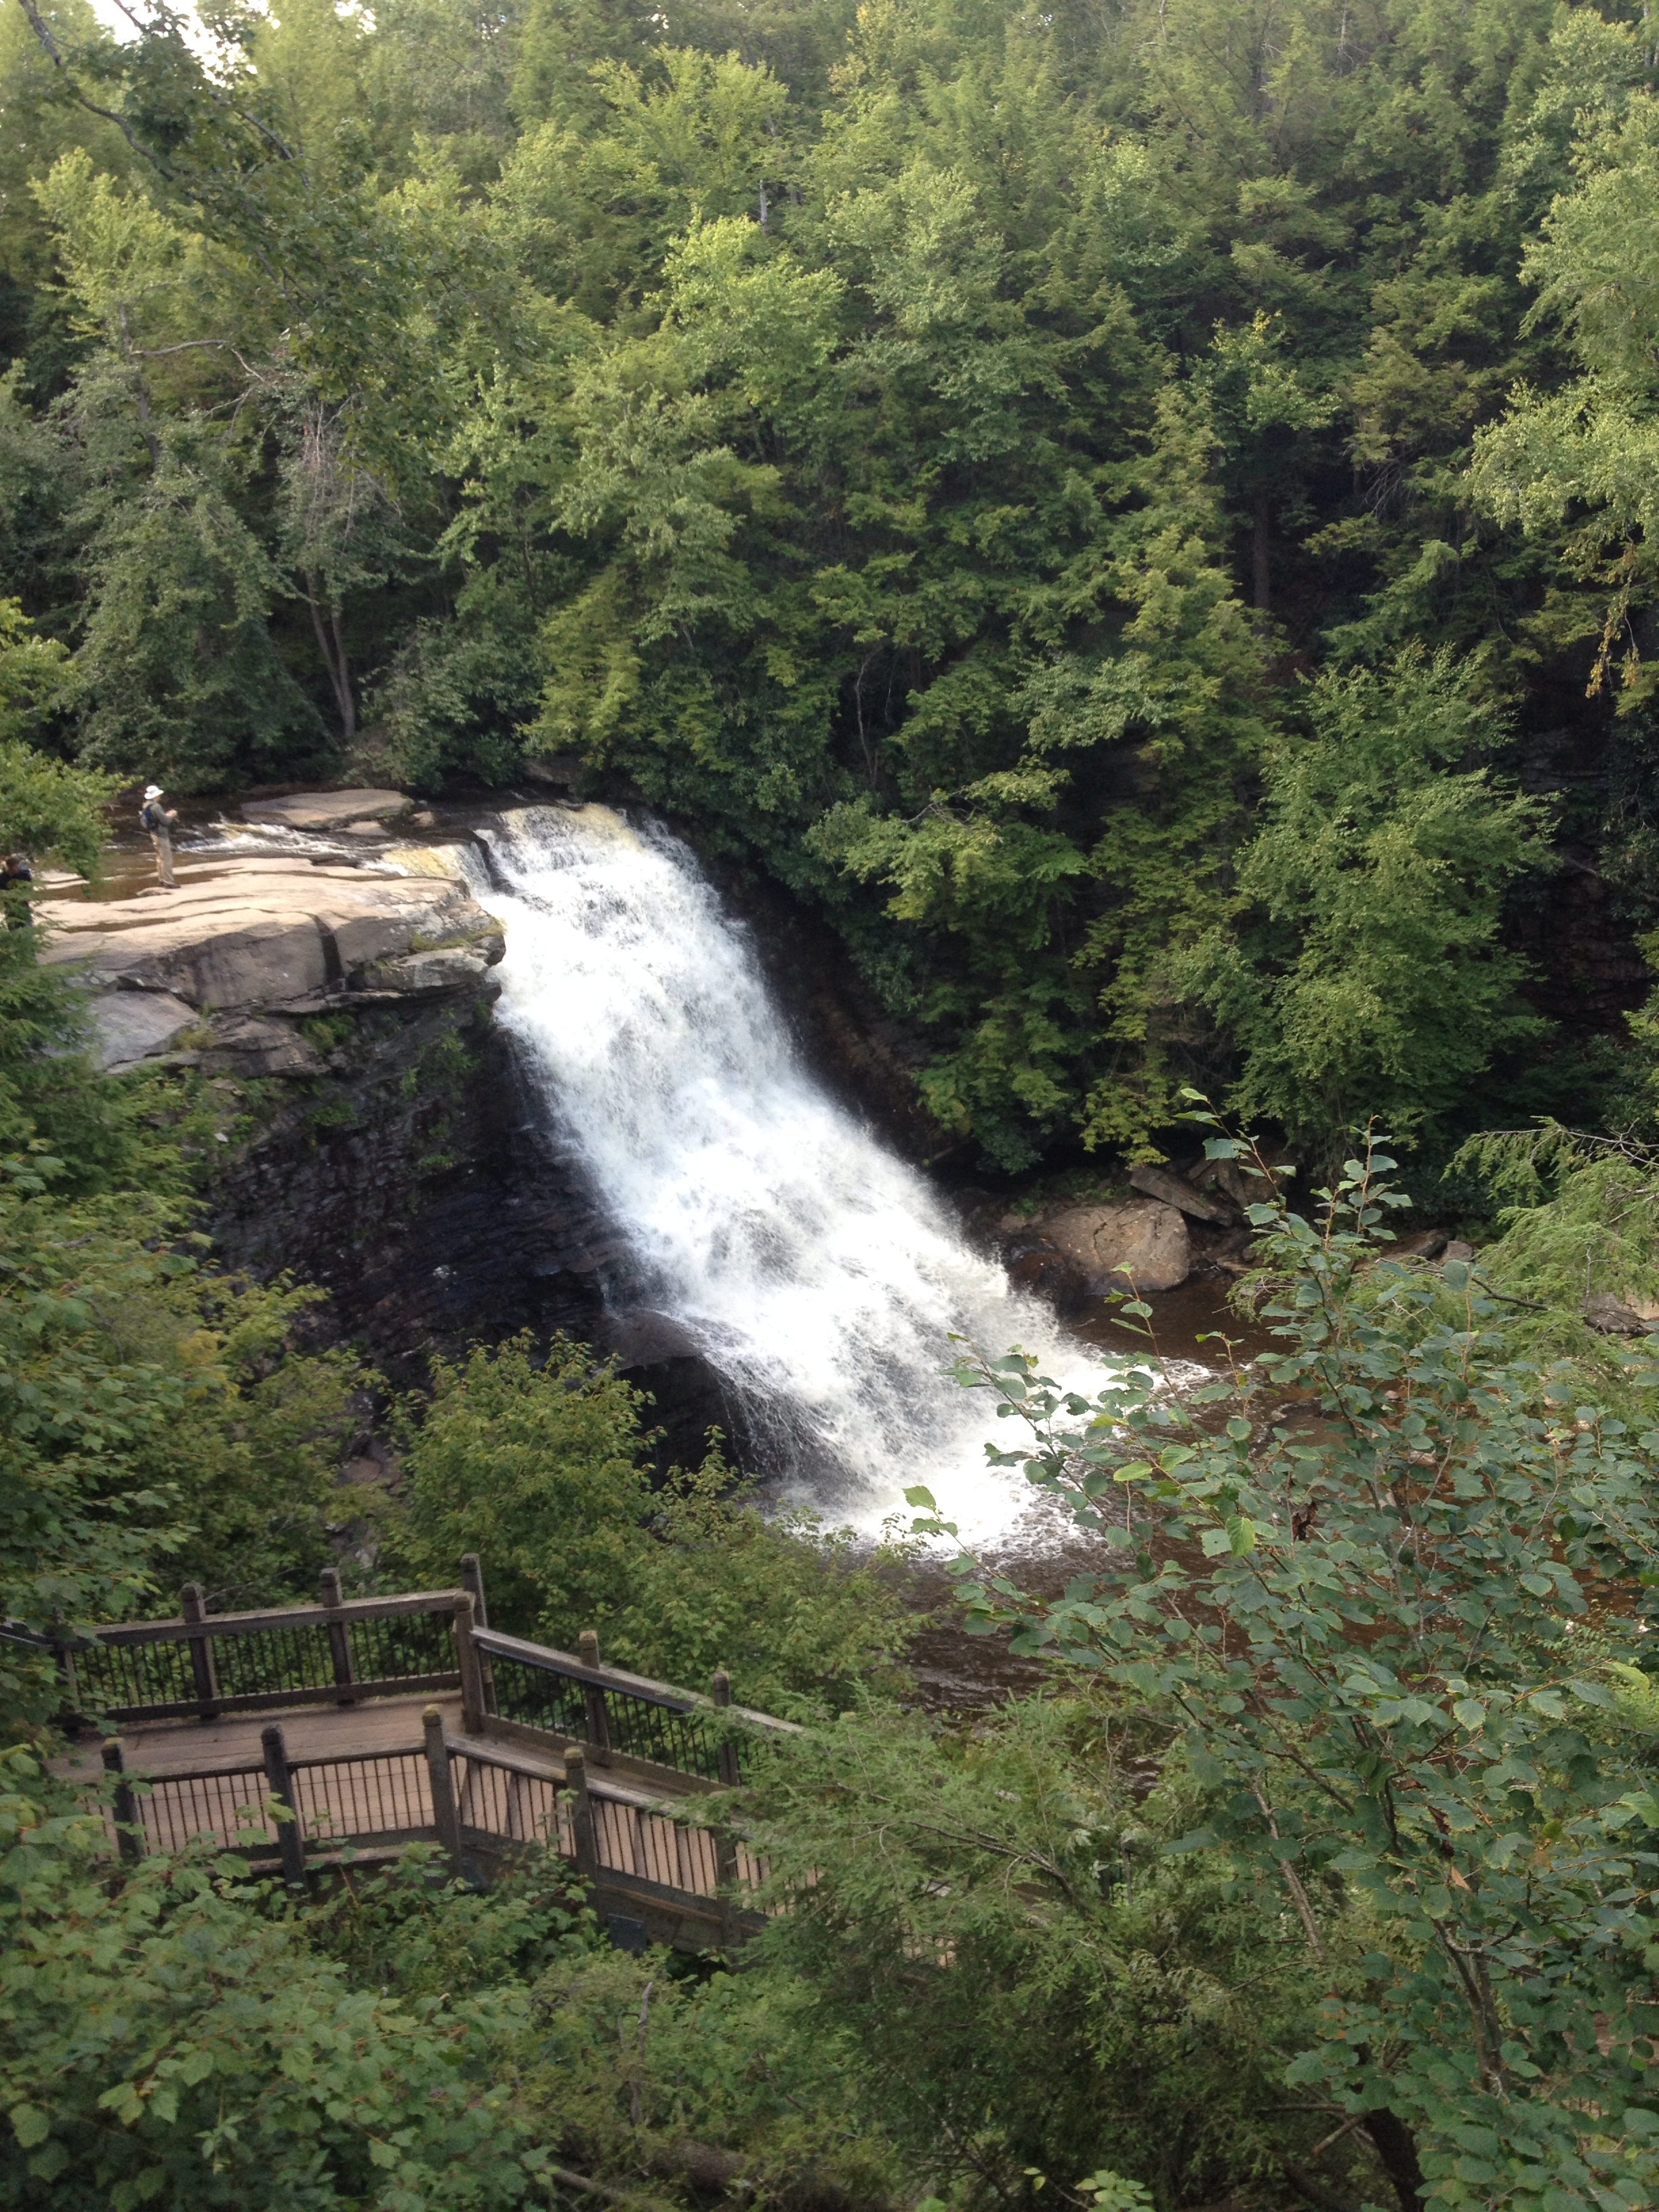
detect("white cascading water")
[470,806,1115,1542]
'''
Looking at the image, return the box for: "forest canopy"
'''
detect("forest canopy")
[4,0,1659,1166]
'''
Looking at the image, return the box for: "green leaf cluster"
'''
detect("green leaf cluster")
[390,1333,914,1712]
[915,1122,1659,2206]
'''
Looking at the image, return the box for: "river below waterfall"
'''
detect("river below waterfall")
[466,802,1261,1701]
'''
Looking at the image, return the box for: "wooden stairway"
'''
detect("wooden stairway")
[45,1558,795,1949]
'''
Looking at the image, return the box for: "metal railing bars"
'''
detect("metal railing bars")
[67,1587,477,1727]
[469,1626,798,1731]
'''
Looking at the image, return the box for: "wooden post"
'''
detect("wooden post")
[260,1723,307,1888]
[459,1553,489,1627]
[710,1668,741,1788]
[180,1583,220,1721]
[319,1567,356,1706]
[714,1824,742,1943]
[453,1596,487,1736]
[54,1616,81,1719]
[565,1745,599,1883]
[423,1704,464,1874]
[102,1740,142,1864]
[459,1555,494,1714]
[577,1629,611,1765]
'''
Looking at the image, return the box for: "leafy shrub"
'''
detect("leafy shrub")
[392,1336,912,1711]
[907,1121,1659,2211]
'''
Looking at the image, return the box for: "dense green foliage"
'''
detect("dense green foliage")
[0,1149,376,1715]
[393,1332,914,1711]
[13,2,1659,2204]
[0,1768,579,2210]
[6,0,1659,1163]
[14,1115,1659,2211]
[908,1125,1659,2209]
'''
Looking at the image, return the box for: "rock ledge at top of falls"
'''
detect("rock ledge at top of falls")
[34,851,503,1074]
[241,788,413,832]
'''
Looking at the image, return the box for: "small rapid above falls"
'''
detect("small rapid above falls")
[472,806,1110,1542]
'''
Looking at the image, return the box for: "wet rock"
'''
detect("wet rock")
[1127,1162,1233,1222]
[1004,1242,1090,1311]
[1204,1225,1263,1276]
[200,1001,616,1395]
[1391,1228,1450,1261]
[1442,1239,1477,1265]
[83,989,199,1071]
[199,1016,326,1078]
[1191,1155,1290,1207]
[242,788,412,832]
[1042,1198,1190,1294]
[1584,1293,1649,1336]
[522,754,585,787]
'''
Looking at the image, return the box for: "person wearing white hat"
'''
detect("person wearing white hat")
[138,784,178,888]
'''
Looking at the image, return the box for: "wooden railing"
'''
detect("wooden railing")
[62,1572,480,1727]
[476,1624,797,1787]
[94,1708,771,1942]
[62,1556,798,1790]
[55,1555,796,1941]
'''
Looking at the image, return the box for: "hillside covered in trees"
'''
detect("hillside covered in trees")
[10,5,1659,2211]
[7,0,1659,1170]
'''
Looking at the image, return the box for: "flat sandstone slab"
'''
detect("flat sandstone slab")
[241,789,412,831]
[35,857,496,1014]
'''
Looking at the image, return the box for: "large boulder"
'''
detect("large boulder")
[83,989,199,1072]
[241,789,412,832]
[1041,1198,1191,1294]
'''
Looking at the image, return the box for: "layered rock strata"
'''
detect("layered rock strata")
[37,854,502,1059]
[35,841,739,1452]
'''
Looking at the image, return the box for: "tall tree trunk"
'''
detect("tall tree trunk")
[1252,495,1272,613]
[304,572,354,740]
[1363,2108,1425,2212]
[328,600,355,740]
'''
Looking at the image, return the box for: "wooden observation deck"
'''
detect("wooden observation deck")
[47,1557,798,1950]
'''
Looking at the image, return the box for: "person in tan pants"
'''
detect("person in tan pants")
[139,784,178,888]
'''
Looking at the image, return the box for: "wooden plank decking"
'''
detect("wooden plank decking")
[44,1570,781,1943]
[54,1692,467,1782]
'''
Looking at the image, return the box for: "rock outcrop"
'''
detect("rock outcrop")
[1126,1162,1235,1223]
[35,838,738,1454]
[1041,1198,1191,1294]
[241,789,413,833]
[35,853,506,1089]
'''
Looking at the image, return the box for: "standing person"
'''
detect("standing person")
[138,784,178,888]
[1,851,32,928]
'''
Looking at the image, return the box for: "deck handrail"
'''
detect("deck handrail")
[470,1625,803,1734]
[89,1713,771,1945]
[56,1558,798,1788]
[81,1589,470,1646]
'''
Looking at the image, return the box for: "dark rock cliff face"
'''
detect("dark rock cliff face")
[203,991,747,1461]
[120,804,947,1465]
[202,994,613,1385]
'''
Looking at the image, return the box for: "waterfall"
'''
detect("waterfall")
[471,806,1109,1542]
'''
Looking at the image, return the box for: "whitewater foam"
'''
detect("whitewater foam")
[470,806,1129,1544]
